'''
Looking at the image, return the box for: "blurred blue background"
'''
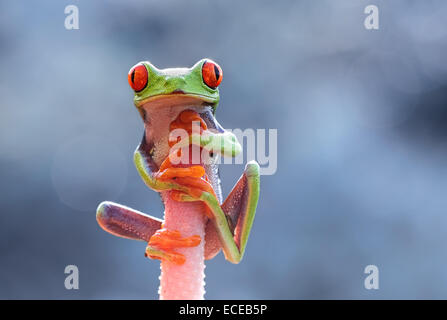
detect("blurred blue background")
[1,0,447,299]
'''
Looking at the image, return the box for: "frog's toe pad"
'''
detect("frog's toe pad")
[146,229,201,265]
[145,245,187,265]
[245,160,260,177]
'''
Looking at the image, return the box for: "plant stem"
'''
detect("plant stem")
[158,192,207,300]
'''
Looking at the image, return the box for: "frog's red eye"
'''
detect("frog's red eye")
[202,60,222,89]
[128,63,148,92]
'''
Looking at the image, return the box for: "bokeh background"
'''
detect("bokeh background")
[1,0,447,299]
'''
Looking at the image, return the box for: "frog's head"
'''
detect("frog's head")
[127,59,225,164]
[128,58,222,120]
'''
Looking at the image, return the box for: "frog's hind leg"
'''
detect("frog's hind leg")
[204,220,222,260]
[222,160,260,257]
[96,201,162,242]
[199,161,260,262]
[97,201,219,261]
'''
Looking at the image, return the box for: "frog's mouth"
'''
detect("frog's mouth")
[135,92,216,111]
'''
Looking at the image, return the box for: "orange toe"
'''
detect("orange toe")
[153,230,199,248]
[147,229,201,265]
[157,166,205,180]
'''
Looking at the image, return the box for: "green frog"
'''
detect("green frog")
[96,59,260,264]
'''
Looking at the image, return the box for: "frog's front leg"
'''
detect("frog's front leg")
[132,134,210,264]
[133,134,193,194]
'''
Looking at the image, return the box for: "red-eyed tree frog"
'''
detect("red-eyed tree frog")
[96,59,260,264]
